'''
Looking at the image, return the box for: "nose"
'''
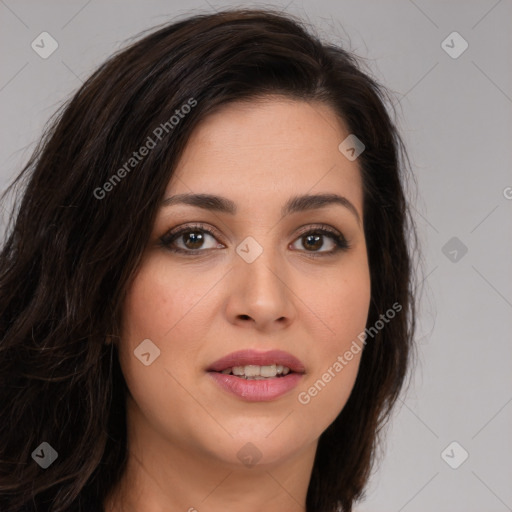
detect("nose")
[224,243,296,332]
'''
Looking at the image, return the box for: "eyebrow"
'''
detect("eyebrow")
[161,192,361,225]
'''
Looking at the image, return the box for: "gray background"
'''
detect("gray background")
[1,1,511,510]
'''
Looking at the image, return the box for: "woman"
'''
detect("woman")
[0,8,419,512]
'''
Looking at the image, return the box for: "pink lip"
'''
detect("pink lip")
[208,372,303,402]
[206,349,305,402]
[207,349,306,373]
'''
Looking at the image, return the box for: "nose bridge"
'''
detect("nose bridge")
[229,230,294,326]
[236,232,284,294]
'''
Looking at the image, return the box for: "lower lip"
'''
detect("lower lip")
[208,372,303,402]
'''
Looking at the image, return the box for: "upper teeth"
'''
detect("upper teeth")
[221,364,290,377]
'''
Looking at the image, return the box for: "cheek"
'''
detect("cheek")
[120,254,217,343]
[330,248,371,328]
[294,257,370,431]
[116,258,210,442]
[116,257,196,381]
[294,325,366,438]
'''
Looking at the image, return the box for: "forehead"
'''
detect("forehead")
[166,98,363,212]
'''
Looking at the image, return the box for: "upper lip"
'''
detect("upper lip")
[207,349,306,373]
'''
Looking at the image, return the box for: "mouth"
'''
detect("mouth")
[207,349,306,376]
[206,349,305,401]
[215,364,294,379]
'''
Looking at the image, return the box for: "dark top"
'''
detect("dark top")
[84,494,105,512]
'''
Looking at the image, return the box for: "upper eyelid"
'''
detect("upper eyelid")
[163,222,223,241]
[162,222,346,247]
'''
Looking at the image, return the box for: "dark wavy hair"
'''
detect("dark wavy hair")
[0,8,419,512]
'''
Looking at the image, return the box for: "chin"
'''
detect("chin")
[198,422,311,467]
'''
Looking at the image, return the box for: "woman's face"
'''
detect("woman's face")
[118,97,371,468]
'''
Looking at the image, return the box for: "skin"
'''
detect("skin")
[104,97,371,512]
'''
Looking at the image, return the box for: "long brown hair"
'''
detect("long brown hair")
[0,8,419,512]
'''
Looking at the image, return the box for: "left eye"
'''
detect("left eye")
[291,231,341,253]
[160,223,349,256]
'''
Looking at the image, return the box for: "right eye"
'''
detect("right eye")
[159,223,225,254]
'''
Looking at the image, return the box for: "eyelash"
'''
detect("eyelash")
[159,222,350,258]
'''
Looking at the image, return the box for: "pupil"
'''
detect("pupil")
[185,231,204,249]
[304,234,321,251]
